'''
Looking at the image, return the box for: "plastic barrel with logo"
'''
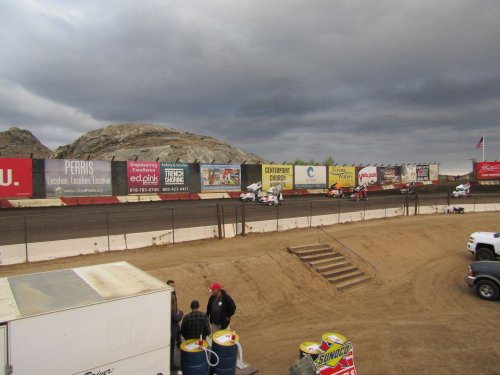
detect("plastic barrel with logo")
[180,339,210,375]
[319,332,347,352]
[299,341,322,361]
[210,330,239,375]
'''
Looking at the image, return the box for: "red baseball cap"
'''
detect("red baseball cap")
[209,282,222,291]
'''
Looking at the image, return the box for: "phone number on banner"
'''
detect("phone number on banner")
[129,187,160,193]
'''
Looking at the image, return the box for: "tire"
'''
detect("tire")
[475,279,500,301]
[475,248,495,261]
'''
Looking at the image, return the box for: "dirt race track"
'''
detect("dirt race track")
[1,212,500,374]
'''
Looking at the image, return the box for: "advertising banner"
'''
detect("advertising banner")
[262,164,294,190]
[401,165,417,183]
[45,160,112,197]
[416,164,430,181]
[127,161,160,194]
[429,164,439,181]
[357,166,378,185]
[476,161,500,179]
[314,341,357,375]
[294,165,327,189]
[377,166,401,185]
[0,158,32,198]
[160,163,190,193]
[200,164,241,191]
[328,166,356,188]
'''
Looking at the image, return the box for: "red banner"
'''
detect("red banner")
[476,162,500,179]
[0,158,33,198]
[127,161,160,194]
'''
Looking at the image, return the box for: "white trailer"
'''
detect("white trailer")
[0,261,171,375]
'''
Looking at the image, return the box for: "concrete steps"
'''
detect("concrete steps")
[287,243,371,290]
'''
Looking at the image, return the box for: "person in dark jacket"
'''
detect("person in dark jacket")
[181,300,211,340]
[206,282,236,333]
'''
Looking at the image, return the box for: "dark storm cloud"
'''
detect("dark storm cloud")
[1,0,500,172]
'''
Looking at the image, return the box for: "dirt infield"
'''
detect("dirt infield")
[1,212,500,374]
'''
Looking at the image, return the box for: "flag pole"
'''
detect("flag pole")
[483,134,485,162]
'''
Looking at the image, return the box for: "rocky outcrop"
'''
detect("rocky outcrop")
[0,127,52,158]
[51,124,264,163]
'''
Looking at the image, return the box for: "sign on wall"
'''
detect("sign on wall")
[401,165,417,183]
[429,164,439,181]
[377,166,401,185]
[416,164,430,181]
[200,164,241,191]
[476,161,500,179]
[0,158,32,198]
[262,164,293,190]
[328,166,356,188]
[294,165,327,189]
[160,163,190,193]
[127,161,160,194]
[45,160,112,197]
[357,166,377,185]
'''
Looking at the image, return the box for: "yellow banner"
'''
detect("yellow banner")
[328,166,356,188]
[262,164,294,190]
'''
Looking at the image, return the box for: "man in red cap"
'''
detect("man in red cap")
[206,282,236,333]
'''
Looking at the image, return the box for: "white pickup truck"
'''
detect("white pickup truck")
[467,232,500,261]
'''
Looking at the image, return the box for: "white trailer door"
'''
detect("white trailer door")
[9,291,170,374]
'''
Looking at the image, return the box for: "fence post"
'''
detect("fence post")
[338,199,341,224]
[172,207,175,244]
[241,203,246,236]
[447,192,451,206]
[414,193,418,215]
[385,196,387,218]
[106,212,111,252]
[405,194,409,216]
[310,201,313,227]
[216,203,223,240]
[221,205,226,238]
[276,205,280,232]
[24,216,29,263]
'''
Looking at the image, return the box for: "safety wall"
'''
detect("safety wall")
[2,202,499,265]
[0,158,440,199]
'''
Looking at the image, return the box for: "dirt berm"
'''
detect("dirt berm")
[1,212,499,374]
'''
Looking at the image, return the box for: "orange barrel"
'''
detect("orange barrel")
[299,341,322,360]
[319,332,347,351]
[210,330,239,375]
[180,338,210,375]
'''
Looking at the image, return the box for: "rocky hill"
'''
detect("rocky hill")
[0,127,52,158]
[1,124,266,163]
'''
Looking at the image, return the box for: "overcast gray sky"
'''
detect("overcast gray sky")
[1,0,499,174]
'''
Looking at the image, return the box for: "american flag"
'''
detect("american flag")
[475,136,484,149]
